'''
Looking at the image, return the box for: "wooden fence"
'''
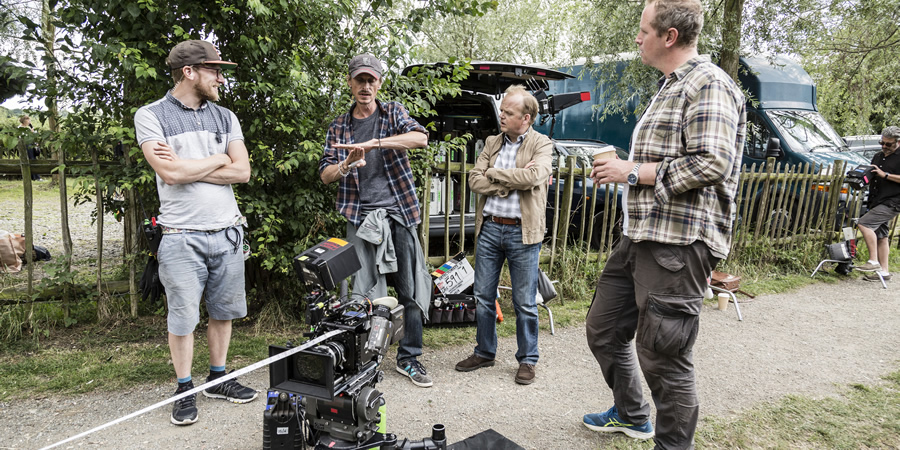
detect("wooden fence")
[3,154,898,306]
[424,156,897,267]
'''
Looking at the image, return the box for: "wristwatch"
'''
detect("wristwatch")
[627,163,642,186]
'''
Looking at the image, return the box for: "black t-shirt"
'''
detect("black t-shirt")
[869,150,900,209]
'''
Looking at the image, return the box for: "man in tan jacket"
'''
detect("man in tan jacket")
[454,85,552,385]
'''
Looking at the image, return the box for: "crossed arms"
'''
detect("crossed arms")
[141,140,251,186]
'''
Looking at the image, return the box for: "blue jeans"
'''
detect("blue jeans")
[473,221,541,365]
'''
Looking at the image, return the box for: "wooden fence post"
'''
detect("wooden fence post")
[17,140,35,301]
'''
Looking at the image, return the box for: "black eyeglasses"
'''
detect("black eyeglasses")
[193,65,223,77]
[879,141,897,147]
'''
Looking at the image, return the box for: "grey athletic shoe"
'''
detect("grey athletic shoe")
[396,359,433,388]
[171,382,198,426]
[203,373,258,403]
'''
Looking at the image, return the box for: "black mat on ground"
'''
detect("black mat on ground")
[448,428,525,450]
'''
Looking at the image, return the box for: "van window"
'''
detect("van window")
[768,110,847,153]
[744,112,771,160]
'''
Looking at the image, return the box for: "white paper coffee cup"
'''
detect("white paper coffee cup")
[592,145,617,162]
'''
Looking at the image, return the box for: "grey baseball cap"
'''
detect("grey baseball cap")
[349,53,382,80]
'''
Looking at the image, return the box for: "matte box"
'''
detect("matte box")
[293,238,361,291]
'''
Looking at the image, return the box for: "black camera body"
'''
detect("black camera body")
[846,164,876,190]
[267,239,445,449]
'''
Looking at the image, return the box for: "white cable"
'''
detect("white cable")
[40,329,344,450]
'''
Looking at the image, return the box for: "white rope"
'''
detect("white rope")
[40,329,344,450]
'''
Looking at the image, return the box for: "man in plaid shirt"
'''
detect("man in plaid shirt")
[582,0,747,447]
[319,54,432,388]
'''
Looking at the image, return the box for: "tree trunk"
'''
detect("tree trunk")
[719,0,746,81]
[44,0,72,318]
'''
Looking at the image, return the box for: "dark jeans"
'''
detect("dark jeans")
[472,221,541,365]
[26,147,41,180]
[346,219,423,363]
[585,236,718,450]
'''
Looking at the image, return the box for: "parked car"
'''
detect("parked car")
[844,135,881,161]
[402,61,583,244]
[546,139,627,248]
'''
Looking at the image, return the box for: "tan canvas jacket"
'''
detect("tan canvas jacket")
[469,128,553,245]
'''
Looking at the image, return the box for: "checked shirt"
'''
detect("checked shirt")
[627,55,747,259]
[320,100,427,228]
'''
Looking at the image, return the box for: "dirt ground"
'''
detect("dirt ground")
[1,278,898,449]
[2,183,899,449]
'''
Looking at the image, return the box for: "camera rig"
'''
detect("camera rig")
[265,238,447,450]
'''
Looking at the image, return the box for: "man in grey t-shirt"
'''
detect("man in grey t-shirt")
[134,40,256,426]
[318,54,433,388]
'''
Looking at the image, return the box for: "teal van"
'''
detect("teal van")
[535,55,870,230]
[535,55,869,170]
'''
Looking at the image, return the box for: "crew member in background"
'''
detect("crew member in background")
[454,85,552,386]
[319,53,434,388]
[855,126,900,282]
[582,0,747,447]
[135,40,256,426]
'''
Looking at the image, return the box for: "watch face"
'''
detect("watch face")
[627,173,638,185]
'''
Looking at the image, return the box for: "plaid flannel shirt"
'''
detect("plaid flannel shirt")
[628,55,747,259]
[319,100,427,228]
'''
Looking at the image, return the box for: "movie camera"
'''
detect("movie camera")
[846,164,876,190]
[265,238,447,450]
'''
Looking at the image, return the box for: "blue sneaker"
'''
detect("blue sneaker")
[583,405,655,440]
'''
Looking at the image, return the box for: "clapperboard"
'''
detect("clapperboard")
[431,253,474,295]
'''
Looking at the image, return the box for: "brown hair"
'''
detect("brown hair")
[172,66,186,84]
[504,85,539,125]
[646,0,704,48]
[19,115,30,125]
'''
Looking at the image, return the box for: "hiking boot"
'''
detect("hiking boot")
[203,373,258,403]
[514,363,536,385]
[396,359,433,388]
[171,382,198,426]
[855,261,881,272]
[864,273,892,282]
[455,354,495,372]
[583,405,655,440]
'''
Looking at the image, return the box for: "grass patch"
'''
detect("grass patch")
[0,316,306,401]
[695,371,900,448]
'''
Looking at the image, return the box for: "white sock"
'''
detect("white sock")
[877,270,890,276]
[867,260,879,265]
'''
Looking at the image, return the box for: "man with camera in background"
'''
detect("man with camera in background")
[135,40,256,426]
[583,0,747,447]
[855,126,900,282]
[318,53,434,388]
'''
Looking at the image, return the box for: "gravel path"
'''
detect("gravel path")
[2,182,899,449]
[1,278,898,449]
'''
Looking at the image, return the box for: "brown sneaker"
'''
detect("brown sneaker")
[515,363,536,385]
[864,273,892,282]
[455,354,495,372]
[855,261,882,272]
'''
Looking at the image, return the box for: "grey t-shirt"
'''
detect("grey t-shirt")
[134,92,244,230]
[353,112,400,217]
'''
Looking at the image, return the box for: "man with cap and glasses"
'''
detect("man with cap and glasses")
[135,40,255,426]
[319,54,433,387]
[855,126,900,282]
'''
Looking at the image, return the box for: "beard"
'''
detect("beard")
[195,82,220,102]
